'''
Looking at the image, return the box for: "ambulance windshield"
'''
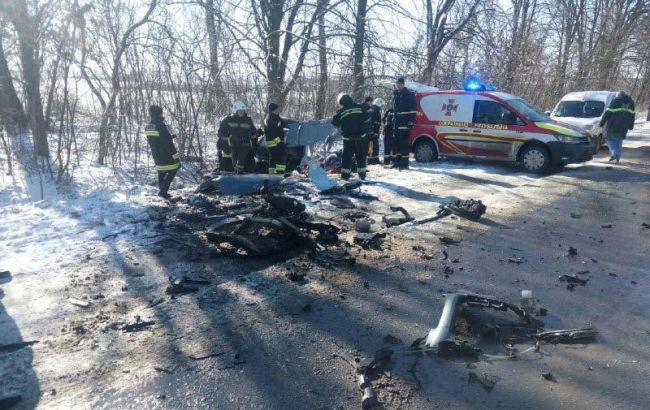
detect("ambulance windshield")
[507,98,550,122]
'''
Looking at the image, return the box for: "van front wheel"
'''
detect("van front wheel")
[519,144,551,173]
[414,139,438,163]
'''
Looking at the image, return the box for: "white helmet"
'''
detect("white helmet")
[232,101,247,112]
[374,98,386,108]
[337,92,351,105]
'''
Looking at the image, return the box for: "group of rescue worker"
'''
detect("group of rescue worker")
[216,101,297,175]
[331,76,417,180]
[144,76,417,199]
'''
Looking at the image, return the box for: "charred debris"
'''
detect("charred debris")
[154,172,487,262]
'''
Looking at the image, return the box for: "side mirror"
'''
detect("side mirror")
[544,111,551,116]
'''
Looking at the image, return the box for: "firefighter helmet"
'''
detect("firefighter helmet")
[232,101,247,112]
[337,92,351,106]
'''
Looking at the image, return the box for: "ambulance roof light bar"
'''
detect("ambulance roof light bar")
[465,81,484,91]
[463,78,496,92]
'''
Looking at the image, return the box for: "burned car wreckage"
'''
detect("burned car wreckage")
[159,166,598,410]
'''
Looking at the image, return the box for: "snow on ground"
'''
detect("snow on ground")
[0,165,152,276]
[1,123,649,408]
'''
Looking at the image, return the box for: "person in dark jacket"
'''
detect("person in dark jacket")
[216,130,233,172]
[144,105,180,199]
[331,93,370,180]
[263,102,295,174]
[599,91,635,163]
[391,77,417,170]
[218,101,257,173]
[364,97,384,165]
[382,108,395,166]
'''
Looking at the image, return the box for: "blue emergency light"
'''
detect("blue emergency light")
[465,81,484,91]
[463,77,496,92]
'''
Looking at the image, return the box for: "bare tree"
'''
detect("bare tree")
[352,0,368,99]
[421,0,480,85]
[203,0,229,115]
[247,0,329,105]
[0,0,50,159]
[315,10,328,119]
[0,29,28,136]
[83,0,159,165]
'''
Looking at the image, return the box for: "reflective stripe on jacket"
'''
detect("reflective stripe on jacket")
[263,113,289,148]
[218,114,256,145]
[145,117,180,172]
[392,87,417,127]
[331,103,370,138]
[599,96,636,138]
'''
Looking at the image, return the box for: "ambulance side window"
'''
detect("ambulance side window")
[473,101,523,126]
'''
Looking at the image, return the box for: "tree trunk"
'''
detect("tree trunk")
[204,0,229,115]
[315,10,328,119]
[264,0,285,105]
[352,0,368,100]
[422,0,435,84]
[0,31,28,135]
[5,0,49,158]
[96,0,158,165]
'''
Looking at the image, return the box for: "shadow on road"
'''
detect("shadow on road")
[0,272,40,409]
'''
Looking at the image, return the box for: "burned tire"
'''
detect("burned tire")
[519,144,551,174]
[414,139,438,163]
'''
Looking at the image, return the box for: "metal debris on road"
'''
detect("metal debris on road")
[423,292,540,352]
[166,275,200,295]
[383,206,413,227]
[353,232,386,250]
[410,199,486,225]
[329,196,356,209]
[354,218,372,233]
[68,297,91,308]
[188,352,225,361]
[361,386,376,409]
[439,236,461,245]
[542,372,557,382]
[122,319,156,333]
[535,327,597,344]
[559,274,588,291]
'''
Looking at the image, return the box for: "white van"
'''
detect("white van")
[549,91,616,150]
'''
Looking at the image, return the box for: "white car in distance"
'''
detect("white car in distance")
[548,91,616,151]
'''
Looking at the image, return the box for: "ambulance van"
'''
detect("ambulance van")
[408,89,593,173]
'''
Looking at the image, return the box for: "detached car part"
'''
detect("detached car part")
[424,292,538,350]
[534,327,597,343]
[411,199,487,225]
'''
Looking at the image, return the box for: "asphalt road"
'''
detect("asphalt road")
[2,128,649,409]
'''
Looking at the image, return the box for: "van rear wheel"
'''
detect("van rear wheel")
[414,139,438,163]
[519,144,551,173]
